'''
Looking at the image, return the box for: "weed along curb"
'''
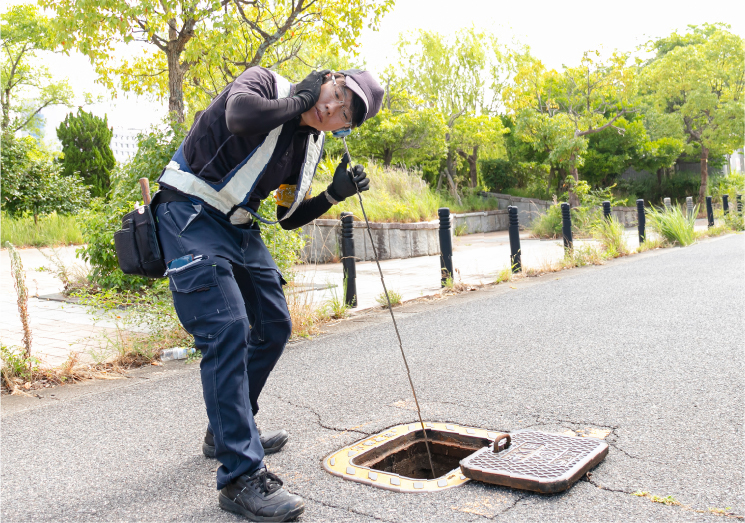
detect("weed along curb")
[322,422,608,495]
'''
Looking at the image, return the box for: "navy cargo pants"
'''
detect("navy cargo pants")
[156,200,292,489]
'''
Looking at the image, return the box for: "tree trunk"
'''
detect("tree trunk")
[436,171,444,191]
[1,88,9,132]
[698,145,709,206]
[547,166,555,195]
[445,151,462,204]
[469,146,478,188]
[167,47,185,124]
[568,154,580,207]
[383,148,393,167]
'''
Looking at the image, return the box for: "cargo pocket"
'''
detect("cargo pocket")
[168,258,234,339]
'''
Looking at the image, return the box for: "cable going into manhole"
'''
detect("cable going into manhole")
[340,135,438,480]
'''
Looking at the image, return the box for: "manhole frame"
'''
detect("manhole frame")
[322,422,507,493]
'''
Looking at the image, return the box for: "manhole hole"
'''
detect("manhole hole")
[460,430,609,493]
[323,422,508,493]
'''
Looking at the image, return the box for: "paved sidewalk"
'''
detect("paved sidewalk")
[0,220,711,367]
[1,247,119,367]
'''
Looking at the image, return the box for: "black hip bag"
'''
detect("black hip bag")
[114,190,191,278]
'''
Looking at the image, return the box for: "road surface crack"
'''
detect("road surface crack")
[268,394,371,436]
[298,493,397,522]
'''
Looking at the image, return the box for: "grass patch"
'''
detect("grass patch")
[495,265,515,284]
[375,289,402,308]
[636,236,665,253]
[632,491,680,506]
[590,216,629,257]
[286,285,331,338]
[1,212,83,247]
[646,205,697,247]
[313,157,499,223]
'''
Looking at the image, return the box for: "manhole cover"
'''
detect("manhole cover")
[460,430,609,493]
[323,422,508,493]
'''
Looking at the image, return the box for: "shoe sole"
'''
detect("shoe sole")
[203,434,288,459]
[219,492,305,522]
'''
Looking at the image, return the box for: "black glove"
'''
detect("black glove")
[326,154,370,202]
[294,69,331,111]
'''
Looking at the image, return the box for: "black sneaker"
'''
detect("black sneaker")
[203,429,289,459]
[219,468,304,522]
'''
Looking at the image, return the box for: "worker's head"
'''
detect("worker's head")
[300,70,383,134]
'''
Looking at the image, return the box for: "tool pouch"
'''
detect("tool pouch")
[114,199,167,279]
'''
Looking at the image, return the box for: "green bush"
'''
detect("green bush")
[480,159,517,192]
[1,135,89,221]
[616,173,701,204]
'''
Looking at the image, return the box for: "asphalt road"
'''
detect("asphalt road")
[2,234,743,522]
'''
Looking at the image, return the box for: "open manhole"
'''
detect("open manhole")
[323,422,508,493]
[324,424,608,494]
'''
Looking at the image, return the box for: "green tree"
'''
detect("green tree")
[1,135,89,223]
[56,108,116,198]
[579,117,648,187]
[641,26,744,204]
[1,5,74,135]
[43,0,393,123]
[506,51,636,205]
[345,68,447,172]
[399,28,506,195]
[451,114,506,188]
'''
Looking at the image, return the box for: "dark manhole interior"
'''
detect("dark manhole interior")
[353,429,495,479]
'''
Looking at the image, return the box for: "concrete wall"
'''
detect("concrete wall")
[300,198,640,263]
[300,219,442,263]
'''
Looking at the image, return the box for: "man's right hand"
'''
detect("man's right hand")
[294,70,331,111]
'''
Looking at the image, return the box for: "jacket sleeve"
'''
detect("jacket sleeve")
[226,92,309,137]
[276,193,333,230]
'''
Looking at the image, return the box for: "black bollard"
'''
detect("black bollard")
[738,195,743,216]
[340,212,357,307]
[637,199,646,244]
[602,201,611,221]
[438,208,454,286]
[706,196,714,228]
[723,195,729,215]
[508,206,521,273]
[561,203,573,252]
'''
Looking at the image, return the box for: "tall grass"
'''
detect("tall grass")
[590,216,629,257]
[1,212,83,247]
[646,204,697,247]
[312,157,499,223]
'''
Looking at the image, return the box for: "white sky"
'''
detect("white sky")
[29,0,743,146]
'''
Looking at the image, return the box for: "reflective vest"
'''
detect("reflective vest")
[158,71,325,225]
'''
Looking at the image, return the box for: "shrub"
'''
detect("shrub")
[1,135,89,222]
[646,204,697,246]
